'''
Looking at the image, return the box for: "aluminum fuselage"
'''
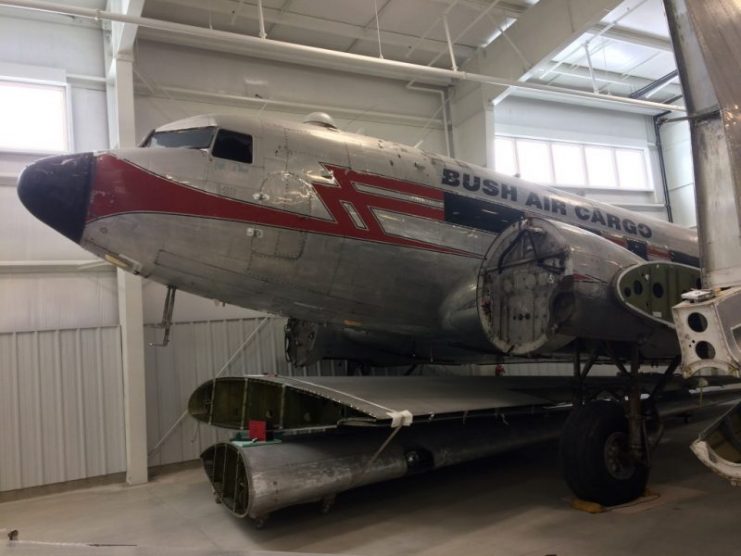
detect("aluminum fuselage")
[34,114,699,361]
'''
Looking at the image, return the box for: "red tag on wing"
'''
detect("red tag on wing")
[248,420,267,442]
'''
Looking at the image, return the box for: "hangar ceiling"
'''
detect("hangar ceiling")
[140,0,681,105]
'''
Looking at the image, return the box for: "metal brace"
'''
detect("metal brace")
[150,285,177,347]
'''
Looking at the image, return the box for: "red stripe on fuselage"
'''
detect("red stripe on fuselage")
[87,155,474,256]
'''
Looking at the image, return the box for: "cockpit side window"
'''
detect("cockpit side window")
[212,129,253,164]
[145,127,216,149]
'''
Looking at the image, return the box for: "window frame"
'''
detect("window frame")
[211,128,254,165]
[0,77,74,155]
[144,126,217,150]
[493,134,653,192]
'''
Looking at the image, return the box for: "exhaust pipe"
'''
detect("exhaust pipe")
[201,413,567,521]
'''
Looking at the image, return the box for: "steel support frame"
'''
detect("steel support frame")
[471,0,628,105]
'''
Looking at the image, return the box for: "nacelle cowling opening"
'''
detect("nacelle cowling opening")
[477,218,655,356]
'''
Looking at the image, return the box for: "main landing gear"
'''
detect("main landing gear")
[560,343,680,506]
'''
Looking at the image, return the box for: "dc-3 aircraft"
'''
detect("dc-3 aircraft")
[15,0,741,524]
[16,109,727,514]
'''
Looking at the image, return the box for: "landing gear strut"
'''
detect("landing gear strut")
[560,345,680,506]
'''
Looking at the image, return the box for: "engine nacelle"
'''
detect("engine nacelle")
[477,218,654,356]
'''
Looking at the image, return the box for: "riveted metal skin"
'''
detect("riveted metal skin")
[201,415,568,520]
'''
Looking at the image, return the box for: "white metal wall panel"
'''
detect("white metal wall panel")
[661,119,697,228]
[0,326,125,493]
[0,274,119,334]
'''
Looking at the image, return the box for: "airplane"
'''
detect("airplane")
[16,108,713,511]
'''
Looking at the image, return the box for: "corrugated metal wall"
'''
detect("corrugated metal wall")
[0,326,125,492]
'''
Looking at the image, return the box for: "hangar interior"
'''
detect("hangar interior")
[1,0,738,554]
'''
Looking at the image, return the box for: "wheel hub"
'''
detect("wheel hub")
[603,431,636,480]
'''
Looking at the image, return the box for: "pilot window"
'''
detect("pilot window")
[212,129,253,164]
[146,127,215,149]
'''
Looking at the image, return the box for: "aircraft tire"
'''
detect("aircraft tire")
[560,400,648,506]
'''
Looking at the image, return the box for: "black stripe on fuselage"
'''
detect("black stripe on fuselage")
[443,192,524,234]
[442,192,700,268]
[670,250,700,268]
[627,239,648,259]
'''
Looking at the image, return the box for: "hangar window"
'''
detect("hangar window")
[552,143,586,186]
[0,80,69,153]
[494,135,651,191]
[516,140,553,184]
[494,138,517,176]
[212,129,253,164]
[585,146,617,187]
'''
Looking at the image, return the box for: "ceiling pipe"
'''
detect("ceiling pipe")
[0,0,685,113]
[136,83,444,128]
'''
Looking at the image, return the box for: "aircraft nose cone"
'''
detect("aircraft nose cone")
[17,152,94,243]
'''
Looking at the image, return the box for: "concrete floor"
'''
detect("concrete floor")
[1,406,739,556]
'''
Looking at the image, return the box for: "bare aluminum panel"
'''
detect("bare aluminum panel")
[665,0,741,287]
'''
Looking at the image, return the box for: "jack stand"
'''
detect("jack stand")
[150,285,176,347]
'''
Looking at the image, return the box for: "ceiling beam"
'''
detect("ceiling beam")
[344,0,393,54]
[468,0,629,104]
[593,23,673,52]
[0,0,684,113]
[151,0,476,57]
[629,69,679,99]
[430,0,674,52]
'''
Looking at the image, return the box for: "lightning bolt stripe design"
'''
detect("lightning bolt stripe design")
[87,155,479,257]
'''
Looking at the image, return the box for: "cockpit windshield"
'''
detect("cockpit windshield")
[144,126,216,149]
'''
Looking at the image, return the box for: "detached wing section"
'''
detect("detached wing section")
[189,375,553,433]
[188,374,740,434]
